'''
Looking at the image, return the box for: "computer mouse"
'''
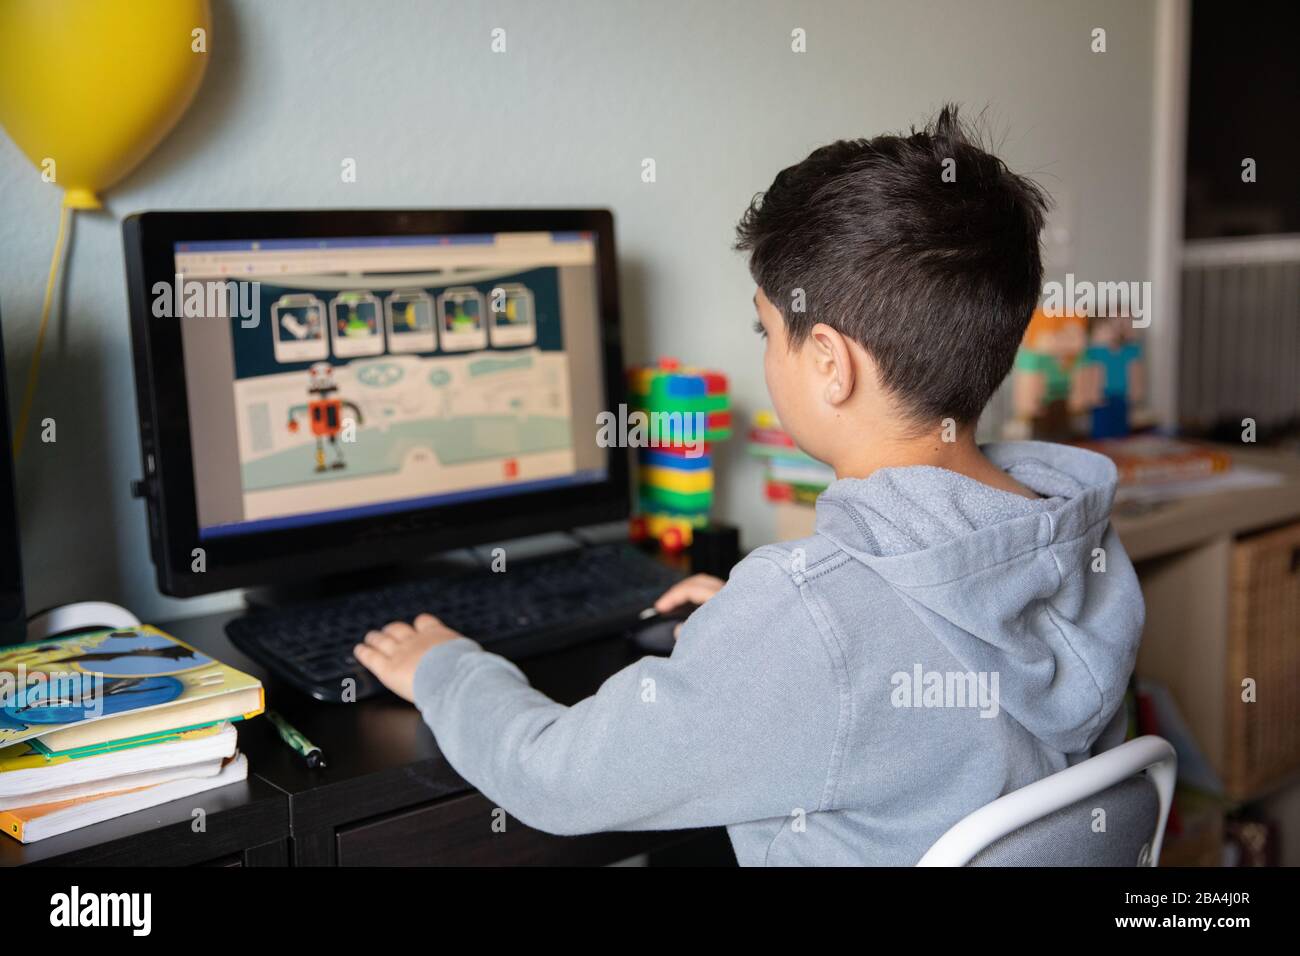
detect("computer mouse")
[627,602,700,654]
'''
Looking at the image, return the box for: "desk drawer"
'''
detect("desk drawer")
[1226,520,1300,799]
[335,791,665,866]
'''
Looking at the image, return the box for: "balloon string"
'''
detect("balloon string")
[13,203,73,458]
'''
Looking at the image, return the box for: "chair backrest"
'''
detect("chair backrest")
[917,736,1177,867]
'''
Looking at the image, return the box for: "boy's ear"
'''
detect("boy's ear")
[809,322,855,406]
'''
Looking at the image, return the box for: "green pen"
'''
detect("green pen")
[265,709,326,769]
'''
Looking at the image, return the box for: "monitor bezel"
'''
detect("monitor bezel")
[0,306,26,643]
[124,209,630,598]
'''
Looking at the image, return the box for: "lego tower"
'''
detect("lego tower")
[627,358,731,552]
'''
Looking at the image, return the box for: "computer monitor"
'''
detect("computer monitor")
[124,210,629,597]
[0,306,26,643]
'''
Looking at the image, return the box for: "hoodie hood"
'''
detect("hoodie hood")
[815,441,1143,753]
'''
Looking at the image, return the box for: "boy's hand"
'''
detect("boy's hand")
[654,573,725,612]
[653,574,725,637]
[354,614,463,703]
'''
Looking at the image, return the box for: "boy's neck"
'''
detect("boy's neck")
[831,431,1040,499]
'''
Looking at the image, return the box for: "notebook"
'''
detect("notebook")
[0,753,248,843]
[0,756,227,812]
[0,721,238,808]
[0,626,263,752]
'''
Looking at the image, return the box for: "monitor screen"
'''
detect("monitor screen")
[169,230,609,541]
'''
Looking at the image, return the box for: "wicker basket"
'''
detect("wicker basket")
[1225,520,1300,799]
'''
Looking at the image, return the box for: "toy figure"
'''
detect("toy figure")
[287,362,364,472]
[1010,307,1089,441]
[1079,314,1144,439]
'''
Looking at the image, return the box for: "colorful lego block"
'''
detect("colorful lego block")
[628,357,731,550]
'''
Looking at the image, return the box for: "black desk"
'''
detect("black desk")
[6,610,732,866]
[0,770,290,867]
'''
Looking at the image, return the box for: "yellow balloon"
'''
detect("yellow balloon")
[0,0,210,209]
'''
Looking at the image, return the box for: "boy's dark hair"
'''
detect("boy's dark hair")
[735,105,1048,426]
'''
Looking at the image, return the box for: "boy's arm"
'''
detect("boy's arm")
[411,551,842,835]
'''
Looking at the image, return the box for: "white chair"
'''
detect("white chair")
[917,735,1177,867]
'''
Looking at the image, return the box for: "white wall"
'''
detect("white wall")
[0,0,1156,622]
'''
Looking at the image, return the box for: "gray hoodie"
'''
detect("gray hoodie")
[413,441,1144,865]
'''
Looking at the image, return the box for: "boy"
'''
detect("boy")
[354,106,1144,866]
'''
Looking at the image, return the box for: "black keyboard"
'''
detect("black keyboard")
[227,543,683,702]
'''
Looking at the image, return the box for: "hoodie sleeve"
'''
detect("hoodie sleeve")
[411,551,843,835]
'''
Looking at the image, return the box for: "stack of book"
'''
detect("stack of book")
[748,411,835,506]
[0,626,264,843]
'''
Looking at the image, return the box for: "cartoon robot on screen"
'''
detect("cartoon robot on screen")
[286,362,364,472]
